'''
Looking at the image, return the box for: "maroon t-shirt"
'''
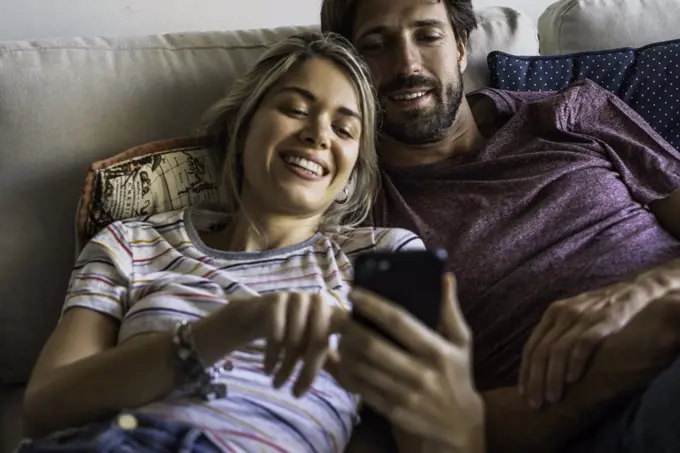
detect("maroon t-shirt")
[371,80,680,390]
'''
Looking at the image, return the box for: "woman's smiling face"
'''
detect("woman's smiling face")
[239,57,363,220]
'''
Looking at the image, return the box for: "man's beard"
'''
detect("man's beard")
[378,70,464,145]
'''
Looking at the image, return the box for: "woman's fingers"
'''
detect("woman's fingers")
[264,293,288,375]
[349,288,442,360]
[334,355,445,441]
[273,292,308,388]
[340,321,428,388]
[439,273,470,346]
[350,354,440,419]
[293,294,331,397]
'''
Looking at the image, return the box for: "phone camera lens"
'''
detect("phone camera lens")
[378,260,390,271]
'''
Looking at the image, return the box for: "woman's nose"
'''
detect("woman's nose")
[299,121,331,149]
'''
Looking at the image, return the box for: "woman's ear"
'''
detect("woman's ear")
[346,170,358,196]
[335,171,356,205]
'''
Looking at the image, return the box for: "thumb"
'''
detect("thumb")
[439,273,470,346]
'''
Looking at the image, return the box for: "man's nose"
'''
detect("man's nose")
[392,39,422,75]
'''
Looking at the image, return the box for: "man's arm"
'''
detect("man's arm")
[650,190,680,240]
[483,291,680,453]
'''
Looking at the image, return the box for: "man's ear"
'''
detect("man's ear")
[457,37,469,74]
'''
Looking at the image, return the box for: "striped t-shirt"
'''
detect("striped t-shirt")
[64,207,423,453]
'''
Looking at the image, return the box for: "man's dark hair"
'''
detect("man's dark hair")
[320,0,477,45]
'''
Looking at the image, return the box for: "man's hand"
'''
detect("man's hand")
[519,263,680,409]
[329,274,485,452]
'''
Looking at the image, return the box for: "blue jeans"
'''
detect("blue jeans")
[16,412,221,453]
[583,353,680,453]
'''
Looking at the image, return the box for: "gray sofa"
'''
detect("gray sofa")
[0,0,677,451]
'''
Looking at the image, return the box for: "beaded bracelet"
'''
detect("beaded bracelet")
[171,320,233,401]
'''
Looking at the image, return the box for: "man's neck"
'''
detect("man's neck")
[381,98,486,168]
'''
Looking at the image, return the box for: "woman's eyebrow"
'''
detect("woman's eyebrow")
[278,86,362,120]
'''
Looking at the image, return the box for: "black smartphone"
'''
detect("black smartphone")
[352,249,447,347]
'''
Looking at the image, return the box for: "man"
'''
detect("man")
[321,0,680,452]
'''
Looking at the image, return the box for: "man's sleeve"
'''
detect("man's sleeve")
[62,221,133,321]
[567,80,680,205]
[468,88,556,118]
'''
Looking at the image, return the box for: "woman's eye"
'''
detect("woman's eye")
[334,126,353,139]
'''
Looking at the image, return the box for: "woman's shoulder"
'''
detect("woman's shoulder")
[91,210,189,250]
[120,210,187,230]
[324,227,424,254]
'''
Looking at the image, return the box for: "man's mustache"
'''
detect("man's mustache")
[379,75,438,98]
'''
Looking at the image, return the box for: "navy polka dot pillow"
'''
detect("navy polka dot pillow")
[488,39,680,150]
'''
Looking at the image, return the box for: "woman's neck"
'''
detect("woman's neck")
[202,202,322,253]
[226,210,320,252]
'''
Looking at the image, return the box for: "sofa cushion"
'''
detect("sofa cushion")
[539,0,680,55]
[487,39,680,150]
[464,7,539,92]
[78,137,219,240]
[0,7,537,385]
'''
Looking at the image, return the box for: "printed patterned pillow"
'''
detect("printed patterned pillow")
[487,39,680,149]
[78,137,222,239]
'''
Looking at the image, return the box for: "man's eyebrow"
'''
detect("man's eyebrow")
[277,86,362,120]
[412,19,447,28]
[356,19,448,41]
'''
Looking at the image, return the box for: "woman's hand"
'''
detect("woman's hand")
[254,292,347,397]
[329,274,485,451]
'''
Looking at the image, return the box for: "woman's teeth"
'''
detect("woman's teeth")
[283,155,325,177]
[391,91,429,101]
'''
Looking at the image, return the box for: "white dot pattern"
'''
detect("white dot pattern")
[488,40,680,148]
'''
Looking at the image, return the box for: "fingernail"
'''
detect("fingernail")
[547,392,558,404]
[529,399,542,409]
[518,385,525,395]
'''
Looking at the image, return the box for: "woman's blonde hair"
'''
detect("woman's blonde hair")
[202,32,379,230]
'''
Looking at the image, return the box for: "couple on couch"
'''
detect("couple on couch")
[17,0,680,452]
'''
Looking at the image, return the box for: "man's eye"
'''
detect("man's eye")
[360,40,384,52]
[420,34,443,43]
[288,108,308,117]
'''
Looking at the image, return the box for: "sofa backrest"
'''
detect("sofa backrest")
[0,26,311,383]
[539,0,680,55]
[0,8,538,384]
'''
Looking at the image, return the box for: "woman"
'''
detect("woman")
[19,32,481,453]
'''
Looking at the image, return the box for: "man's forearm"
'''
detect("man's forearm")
[483,382,619,453]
